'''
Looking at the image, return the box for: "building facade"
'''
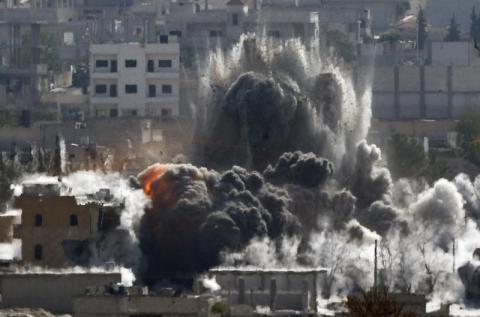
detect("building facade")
[203,268,327,313]
[89,41,180,119]
[13,181,122,267]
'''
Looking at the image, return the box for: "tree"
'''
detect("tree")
[445,15,461,42]
[385,134,429,179]
[379,32,402,43]
[346,288,416,317]
[20,31,61,72]
[326,30,357,64]
[470,7,478,41]
[396,1,411,19]
[50,133,66,177]
[456,112,480,167]
[417,7,428,50]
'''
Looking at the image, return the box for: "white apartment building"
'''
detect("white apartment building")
[89,41,180,119]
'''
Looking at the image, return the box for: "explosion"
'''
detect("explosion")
[9,34,480,310]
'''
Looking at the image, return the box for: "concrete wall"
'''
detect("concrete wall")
[367,65,480,120]
[74,295,217,317]
[0,273,121,314]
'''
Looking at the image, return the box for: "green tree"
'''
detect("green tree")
[470,7,478,41]
[417,6,428,50]
[379,32,402,43]
[211,303,231,317]
[385,134,429,179]
[49,134,65,177]
[445,14,461,42]
[326,30,357,64]
[396,1,411,19]
[20,31,61,72]
[456,112,480,166]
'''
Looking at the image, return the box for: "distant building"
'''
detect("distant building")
[74,286,222,317]
[156,0,322,67]
[13,181,123,268]
[89,42,180,119]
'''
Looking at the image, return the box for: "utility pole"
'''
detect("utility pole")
[374,240,378,290]
[453,238,456,273]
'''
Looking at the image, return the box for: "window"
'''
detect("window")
[110,84,117,97]
[34,244,43,260]
[125,59,137,68]
[232,13,239,26]
[125,85,138,94]
[148,85,156,97]
[35,214,42,227]
[162,84,172,94]
[209,30,223,38]
[95,84,107,94]
[123,109,138,117]
[169,30,182,38]
[110,109,118,118]
[70,214,78,226]
[95,60,108,68]
[161,108,171,117]
[158,60,172,68]
[96,109,108,118]
[267,30,280,38]
[110,60,117,73]
[147,60,155,72]
[159,35,169,43]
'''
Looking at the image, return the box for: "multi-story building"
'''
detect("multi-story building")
[89,41,180,119]
[13,181,123,267]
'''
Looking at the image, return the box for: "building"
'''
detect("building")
[13,181,123,267]
[202,268,327,313]
[0,272,122,314]
[155,0,321,67]
[74,286,222,317]
[363,64,480,120]
[89,42,180,119]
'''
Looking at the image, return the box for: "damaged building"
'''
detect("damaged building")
[200,268,327,315]
[13,181,124,267]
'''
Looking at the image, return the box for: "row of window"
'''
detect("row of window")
[95,59,173,72]
[94,84,173,96]
[207,30,281,38]
[34,214,78,227]
[95,108,172,118]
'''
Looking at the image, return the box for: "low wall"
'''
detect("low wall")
[0,273,121,314]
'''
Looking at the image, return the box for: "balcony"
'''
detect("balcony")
[146,95,178,104]
[90,96,119,104]
[0,64,47,78]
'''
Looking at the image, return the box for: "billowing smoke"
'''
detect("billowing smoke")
[137,163,300,279]
[196,36,370,172]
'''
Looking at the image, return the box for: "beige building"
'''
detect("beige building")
[13,181,121,268]
[89,41,180,119]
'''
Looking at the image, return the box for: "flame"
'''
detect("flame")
[138,163,179,210]
[138,164,168,197]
